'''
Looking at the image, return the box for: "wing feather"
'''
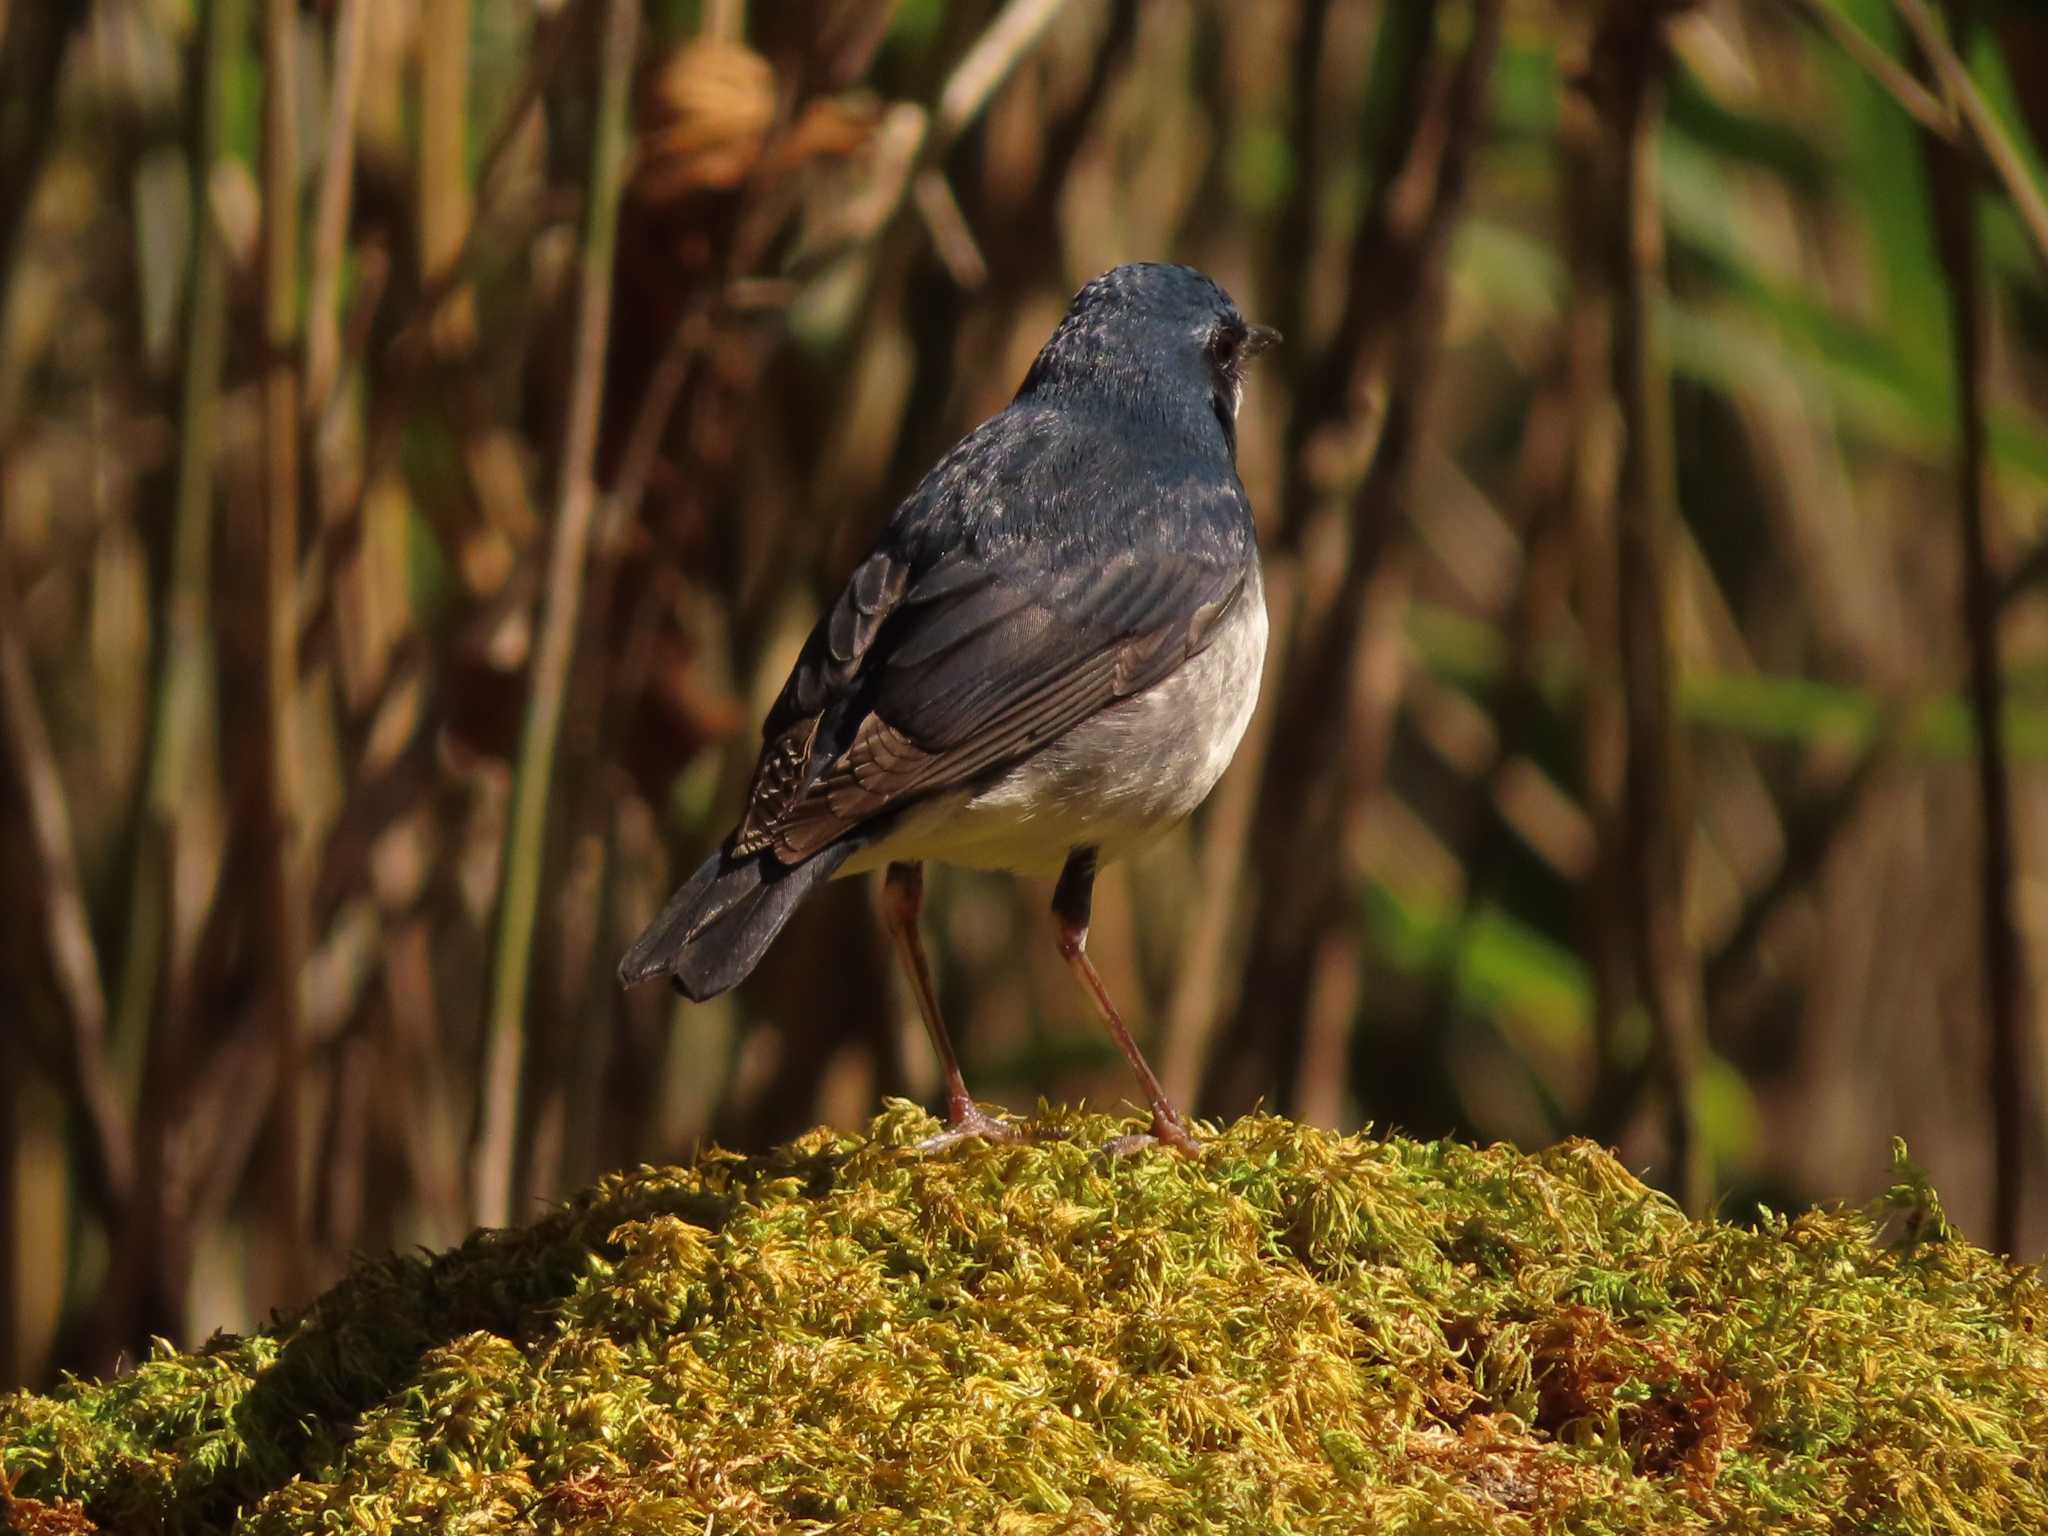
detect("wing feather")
[727,433,1254,865]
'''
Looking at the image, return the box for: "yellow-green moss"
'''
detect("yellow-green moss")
[3,1108,2044,1533]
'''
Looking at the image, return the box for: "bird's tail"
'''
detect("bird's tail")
[616,840,858,1001]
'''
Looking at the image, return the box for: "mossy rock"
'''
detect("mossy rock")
[3,1106,2044,1533]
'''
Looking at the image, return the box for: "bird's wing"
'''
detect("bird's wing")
[731,514,1250,865]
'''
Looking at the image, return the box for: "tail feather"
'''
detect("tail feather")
[617,841,857,1001]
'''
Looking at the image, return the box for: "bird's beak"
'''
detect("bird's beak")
[1243,324,1282,358]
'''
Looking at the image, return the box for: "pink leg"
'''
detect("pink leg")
[879,862,1017,1149]
[1053,849,1198,1155]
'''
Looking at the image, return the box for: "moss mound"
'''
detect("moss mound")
[2,1107,2044,1534]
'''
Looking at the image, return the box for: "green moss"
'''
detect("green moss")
[3,1110,2044,1533]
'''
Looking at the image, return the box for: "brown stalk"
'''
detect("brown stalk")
[1171,0,1327,1122]
[403,5,584,331]
[0,559,133,1216]
[1553,19,1635,1152]
[560,293,721,1176]
[92,0,248,1372]
[1158,565,1295,1110]
[0,4,88,376]
[176,911,383,1241]
[111,0,240,1059]
[304,0,368,420]
[302,0,420,1262]
[1589,3,1703,1228]
[1896,0,2048,275]
[1206,0,1503,1120]
[935,0,1073,143]
[1998,533,2048,608]
[256,0,312,1291]
[0,1020,12,1387]
[406,0,542,637]
[1785,0,2048,275]
[1264,0,1334,365]
[1416,351,1595,1114]
[419,0,476,353]
[1157,0,1325,1111]
[1704,748,1886,1019]
[1918,1,2029,1255]
[797,0,1074,274]
[1200,5,1443,1115]
[1778,0,1952,135]
[702,0,745,42]
[600,308,715,552]
[472,0,639,1228]
[1272,1,1437,552]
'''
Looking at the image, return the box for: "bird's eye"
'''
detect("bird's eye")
[1208,321,1246,364]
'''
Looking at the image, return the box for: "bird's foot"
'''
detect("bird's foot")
[915,1103,1025,1153]
[1102,1113,1201,1159]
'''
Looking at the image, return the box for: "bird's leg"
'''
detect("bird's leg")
[879,861,1017,1148]
[1053,848,1199,1155]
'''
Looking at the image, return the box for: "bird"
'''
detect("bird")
[618,262,1277,1152]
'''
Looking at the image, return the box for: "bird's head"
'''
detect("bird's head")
[1017,263,1280,456]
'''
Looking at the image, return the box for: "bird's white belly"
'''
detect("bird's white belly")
[840,570,1267,877]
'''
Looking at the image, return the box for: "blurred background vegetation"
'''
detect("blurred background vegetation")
[2,0,2045,1390]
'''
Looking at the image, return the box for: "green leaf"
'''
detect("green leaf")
[1407,600,2048,760]
[1666,63,1832,197]
[1452,210,2048,491]
[1820,0,1953,377]
[1489,41,1561,145]
[1364,880,1589,1058]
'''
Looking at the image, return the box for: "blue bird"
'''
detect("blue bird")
[619,263,1278,1152]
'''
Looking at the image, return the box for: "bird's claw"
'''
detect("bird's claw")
[1101,1115,1201,1158]
[915,1104,1025,1153]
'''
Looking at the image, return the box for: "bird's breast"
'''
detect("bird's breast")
[842,566,1268,877]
